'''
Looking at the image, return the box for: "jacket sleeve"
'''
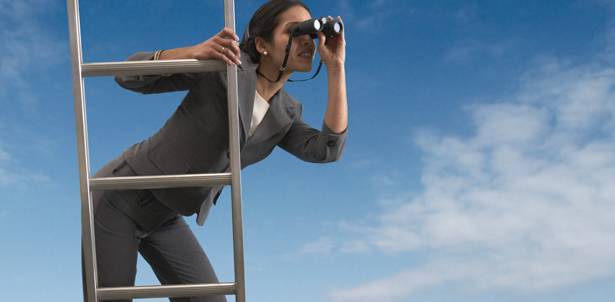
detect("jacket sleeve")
[114,51,206,94]
[277,104,347,163]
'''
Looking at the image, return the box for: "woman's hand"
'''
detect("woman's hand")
[188,27,242,65]
[317,16,346,69]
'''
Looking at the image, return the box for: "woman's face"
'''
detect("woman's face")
[258,5,316,73]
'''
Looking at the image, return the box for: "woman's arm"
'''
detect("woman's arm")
[114,51,202,94]
[158,27,241,64]
[277,103,347,163]
[323,64,347,134]
[319,16,348,135]
[115,27,241,94]
[278,16,349,163]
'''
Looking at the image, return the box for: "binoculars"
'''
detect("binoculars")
[290,17,343,39]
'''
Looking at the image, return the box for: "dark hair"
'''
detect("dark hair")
[239,0,311,64]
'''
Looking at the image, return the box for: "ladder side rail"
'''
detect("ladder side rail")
[223,1,247,302]
[66,0,99,301]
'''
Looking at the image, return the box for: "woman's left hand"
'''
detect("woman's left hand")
[317,16,346,68]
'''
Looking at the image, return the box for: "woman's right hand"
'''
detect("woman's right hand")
[189,27,242,65]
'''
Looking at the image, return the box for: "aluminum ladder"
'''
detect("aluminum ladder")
[66,0,247,301]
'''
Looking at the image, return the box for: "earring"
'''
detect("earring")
[263,51,268,55]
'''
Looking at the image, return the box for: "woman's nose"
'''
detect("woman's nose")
[295,33,311,43]
[298,35,313,46]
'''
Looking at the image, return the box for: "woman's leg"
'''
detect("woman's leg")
[97,195,141,288]
[82,157,141,302]
[81,192,141,302]
[139,216,227,302]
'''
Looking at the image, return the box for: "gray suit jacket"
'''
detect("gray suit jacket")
[113,50,347,226]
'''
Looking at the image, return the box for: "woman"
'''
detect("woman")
[83,1,347,301]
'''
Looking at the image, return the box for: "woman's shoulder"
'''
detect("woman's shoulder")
[279,89,300,104]
[278,89,303,116]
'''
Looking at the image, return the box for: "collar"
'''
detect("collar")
[236,51,296,144]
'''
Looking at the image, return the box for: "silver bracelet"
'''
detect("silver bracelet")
[153,49,163,60]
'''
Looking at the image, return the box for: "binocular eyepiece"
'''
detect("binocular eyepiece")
[290,17,343,39]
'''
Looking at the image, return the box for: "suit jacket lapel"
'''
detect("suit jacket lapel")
[237,53,257,143]
[248,91,293,144]
[236,51,294,145]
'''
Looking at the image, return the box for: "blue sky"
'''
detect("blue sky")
[2,0,615,301]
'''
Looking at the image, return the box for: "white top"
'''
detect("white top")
[249,89,270,137]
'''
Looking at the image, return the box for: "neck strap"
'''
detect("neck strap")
[256,35,323,83]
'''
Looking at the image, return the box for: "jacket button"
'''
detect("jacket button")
[327,140,336,147]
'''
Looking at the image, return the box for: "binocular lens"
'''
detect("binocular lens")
[322,20,343,37]
[290,17,343,39]
[291,19,322,39]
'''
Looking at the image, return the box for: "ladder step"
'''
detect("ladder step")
[82,59,226,77]
[97,282,236,300]
[89,173,232,190]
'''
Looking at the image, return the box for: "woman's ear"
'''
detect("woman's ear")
[254,36,267,55]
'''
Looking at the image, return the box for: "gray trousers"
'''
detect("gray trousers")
[81,157,226,302]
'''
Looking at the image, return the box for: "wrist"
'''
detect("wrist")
[326,62,345,72]
[159,47,192,60]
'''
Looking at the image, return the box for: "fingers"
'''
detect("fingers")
[213,35,240,56]
[213,36,241,64]
[218,27,240,41]
[211,48,237,66]
[335,16,346,44]
[326,15,345,44]
[317,31,327,52]
[320,16,344,41]
[215,27,241,65]
[212,44,241,65]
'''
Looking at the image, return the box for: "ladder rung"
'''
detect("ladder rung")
[89,173,232,190]
[97,282,236,300]
[82,59,226,77]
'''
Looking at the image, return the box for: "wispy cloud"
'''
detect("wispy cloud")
[0,0,60,187]
[324,16,615,302]
[0,0,64,112]
[330,265,455,302]
[300,236,334,255]
[444,38,519,63]
[348,158,378,168]
[0,144,50,187]
[338,0,405,33]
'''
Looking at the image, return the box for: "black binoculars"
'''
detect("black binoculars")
[290,17,343,39]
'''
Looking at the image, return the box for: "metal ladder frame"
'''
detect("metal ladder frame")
[66,0,246,301]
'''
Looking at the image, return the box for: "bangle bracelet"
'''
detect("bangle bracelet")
[154,49,163,60]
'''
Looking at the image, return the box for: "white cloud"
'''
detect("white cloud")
[368,172,400,187]
[0,0,60,186]
[445,39,519,63]
[0,168,50,187]
[0,145,50,187]
[0,0,64,111]
[331,266,453,302]
[326,20,615,302]
[300,236,334,255]
[338,0,404,33]
[0,148,10,163]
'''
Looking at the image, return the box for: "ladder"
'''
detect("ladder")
[66,0,247,301]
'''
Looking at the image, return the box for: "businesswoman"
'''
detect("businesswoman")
[83,1,347,301]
